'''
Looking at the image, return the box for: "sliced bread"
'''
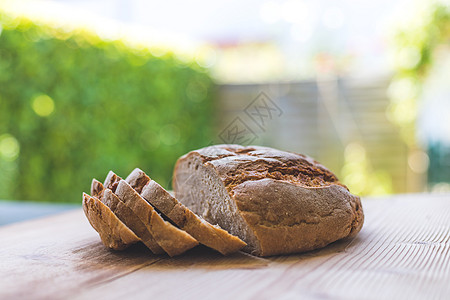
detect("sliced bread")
[82,192,139,250]
[91,179,164,254]
[114,178,199,257]
[103,171,121,192]
[125,168,150,194]
[127,168,247,255]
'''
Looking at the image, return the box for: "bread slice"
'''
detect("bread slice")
[127,168,246,255]
[125,168,150,194]
[113,177,199,257]
[103,171,121,192]
[91,179,164,254]
[82,193,139,250]
[173,144,364,256]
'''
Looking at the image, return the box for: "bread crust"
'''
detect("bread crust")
[232,179,363,256]
[173,144,364,256]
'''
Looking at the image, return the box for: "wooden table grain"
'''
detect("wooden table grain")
[1,193,449,300]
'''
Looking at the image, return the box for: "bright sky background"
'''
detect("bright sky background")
[3,0,416,77]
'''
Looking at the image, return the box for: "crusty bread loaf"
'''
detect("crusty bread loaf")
[82,193,139,250]
[127,168,247,255]
[173,144,364,256]
[91,179,164,254]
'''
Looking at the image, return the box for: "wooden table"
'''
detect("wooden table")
[1,193,449,300]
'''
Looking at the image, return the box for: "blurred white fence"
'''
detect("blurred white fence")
[215,76,416,194]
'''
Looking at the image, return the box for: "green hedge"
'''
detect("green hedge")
[0,13,214,203]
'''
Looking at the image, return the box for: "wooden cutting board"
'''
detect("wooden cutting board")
[1,193,449,300]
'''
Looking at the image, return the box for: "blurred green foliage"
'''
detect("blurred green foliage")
[389,3,450,189]
[389,3,450,146]
[0,12,214,203]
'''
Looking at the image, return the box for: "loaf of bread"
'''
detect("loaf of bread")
[173,144,364,256]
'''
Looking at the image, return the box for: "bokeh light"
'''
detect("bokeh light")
[0,134,20,162]
[160,124,181,146]
[32,94,55,117]
[408,150,429,174]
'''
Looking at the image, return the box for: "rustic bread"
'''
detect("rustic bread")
[114,178,199,257]
[91,179,164,254]
[82,193,139,250]
[173,144,364,256]
[127,168,247,255]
